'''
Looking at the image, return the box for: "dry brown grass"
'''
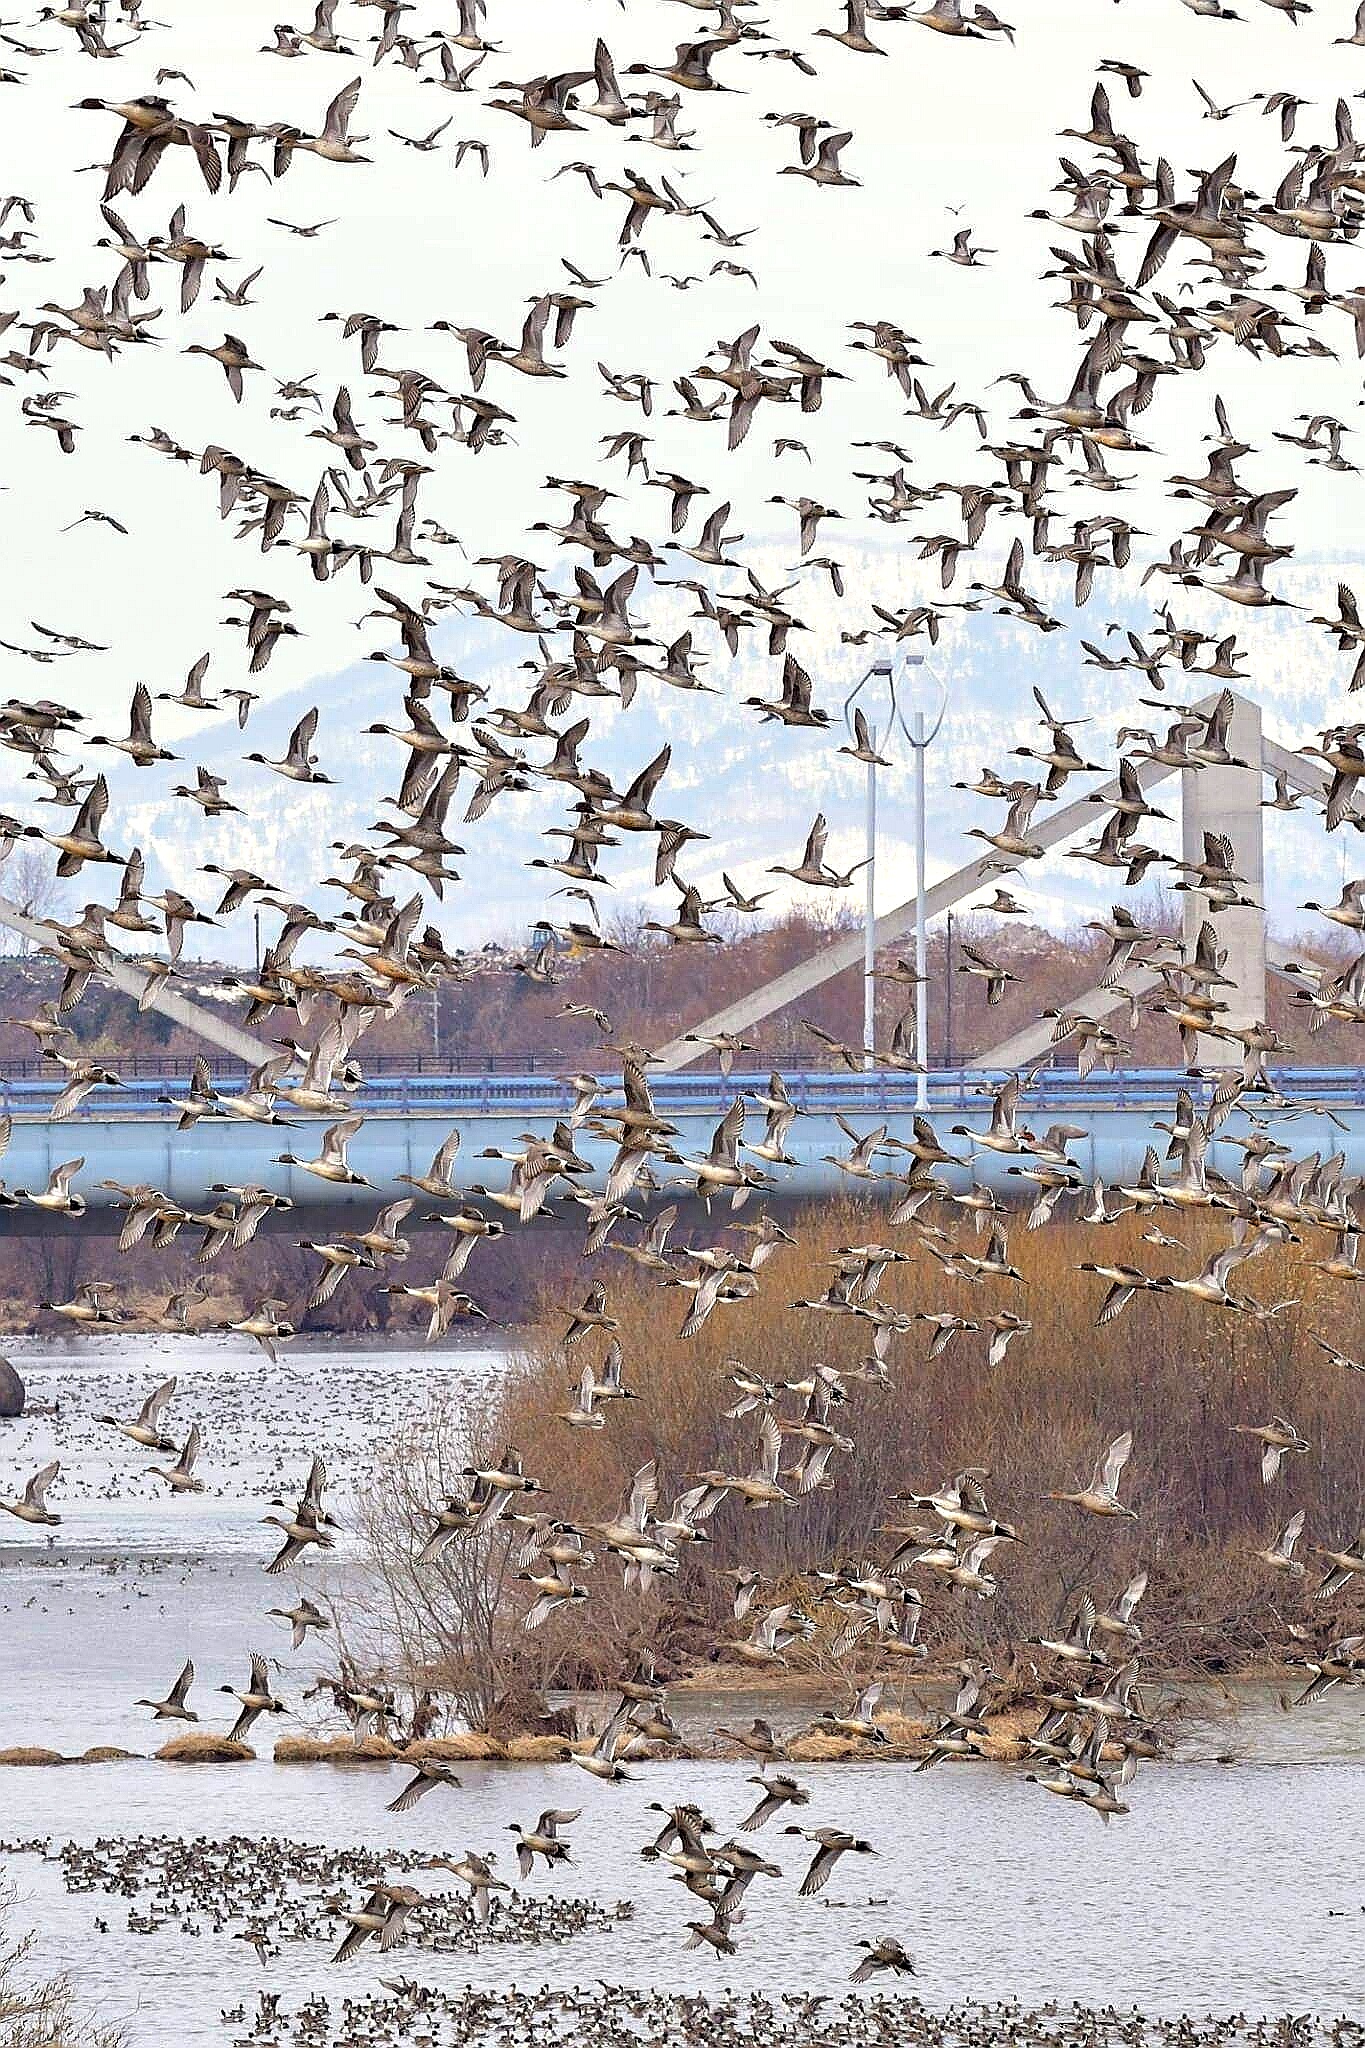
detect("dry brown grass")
[409,1731,506,1760]
[155,1733,254,1763]
[0,1745,136,1767]
[273,1734,400,1763]
[779,1707,1028,1763]
[972,1706,1039,1760]
[501,1734,571,1762]
[785,1729,879,1762]
[488,1196,1365,1673]
[271,1732,636,1764]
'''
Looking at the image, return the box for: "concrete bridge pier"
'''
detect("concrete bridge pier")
[1181,692,1266,1059]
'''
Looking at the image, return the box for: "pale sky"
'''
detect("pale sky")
[2,0,1365,946]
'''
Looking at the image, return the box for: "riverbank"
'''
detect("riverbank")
[0,1669,1345,1771]
[481,1201,1365,1682]
[8,1335,1354,1728]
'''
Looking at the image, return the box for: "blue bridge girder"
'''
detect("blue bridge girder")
[0,1069,1363,1219]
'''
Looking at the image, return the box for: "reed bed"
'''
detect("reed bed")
[487,1196,1364,1673]
[271,1732,577,1764]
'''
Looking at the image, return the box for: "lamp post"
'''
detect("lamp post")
[944,908,955,1072]
[843,659,929,1073]
[842,655,948,1098]
[905,685,948,1106]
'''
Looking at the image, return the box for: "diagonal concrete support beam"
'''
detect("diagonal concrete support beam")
[1260,736,1329,805]
[654,753,1185,1071]
[970,959,1166,1073]
[0,893,275,1067]
[972,938,1301,1072]
[658,695,1318,1076]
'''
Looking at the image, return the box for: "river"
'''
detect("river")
[0,1336,1360,2044]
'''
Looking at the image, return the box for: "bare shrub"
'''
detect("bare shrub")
[350,1380,597,1731]
[478,1198,1365,1672]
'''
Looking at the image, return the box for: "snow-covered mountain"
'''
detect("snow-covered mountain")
[95,536,1363,964]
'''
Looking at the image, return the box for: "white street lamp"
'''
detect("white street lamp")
[905,678,949,1106]
[842,654,947,1099]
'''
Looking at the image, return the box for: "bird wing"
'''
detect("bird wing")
[321,1114,363,1163]
[387,1770,432,1814]
[709,1095,745,1164]
[1098,1430,1134,1493]
[1117,1569,1148,1620]
[799,1843,840,1897]
[24,1461,58,1509]
[756,1409,783,1481]
[288,706,321,761]
[428,1127,461,1180]
[300,1455,327,1511]
[140,1376,177,1428]
[374,1198,415,1238]
[538,1807,580,1835]
[324,73,362,141]
[628,1459,660,1529]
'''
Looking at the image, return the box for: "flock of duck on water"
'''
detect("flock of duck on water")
[0,0,1360,2004]
[0,1828,633,1964]
[209,1989,1365,2048]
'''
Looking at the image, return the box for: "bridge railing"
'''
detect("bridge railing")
[4,1067,1365,1119]
[0,1049,575,1083]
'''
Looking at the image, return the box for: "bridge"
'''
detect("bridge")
[655,691,1307,1073]
[0,685,1357,1226]
[2,1066,1362,1224]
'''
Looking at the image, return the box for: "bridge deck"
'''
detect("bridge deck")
[1,1069,1361,1220]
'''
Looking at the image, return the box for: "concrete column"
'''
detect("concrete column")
[1180,692,1266,1059]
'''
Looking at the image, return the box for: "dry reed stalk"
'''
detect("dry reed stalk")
[481,1196,1363,1676]
[272,1734,400,1763]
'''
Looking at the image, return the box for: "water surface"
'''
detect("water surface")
[0,1338,1360,2044]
